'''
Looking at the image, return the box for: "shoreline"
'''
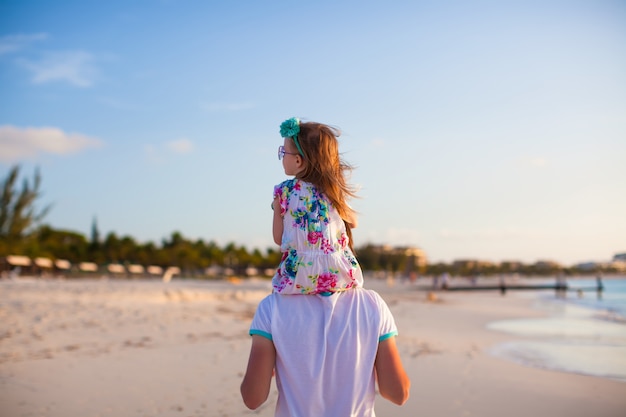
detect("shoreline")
[1,277,625,417]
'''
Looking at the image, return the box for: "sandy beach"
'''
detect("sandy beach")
[1,276,625,417]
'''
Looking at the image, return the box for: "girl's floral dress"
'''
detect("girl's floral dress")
[272,179,364,295]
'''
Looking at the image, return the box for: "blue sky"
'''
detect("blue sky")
[1,0,624,265]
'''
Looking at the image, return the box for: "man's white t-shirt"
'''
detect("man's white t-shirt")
[250,288,398,417]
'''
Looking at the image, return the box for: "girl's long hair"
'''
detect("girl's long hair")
[292,121,358,251]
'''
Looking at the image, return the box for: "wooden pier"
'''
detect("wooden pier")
[438,277,604,298]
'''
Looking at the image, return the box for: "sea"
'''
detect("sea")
[487,276,626,382]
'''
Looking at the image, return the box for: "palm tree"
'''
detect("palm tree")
[0,165,51,254]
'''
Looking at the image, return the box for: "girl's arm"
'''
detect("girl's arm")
[272,197,283,245]
[241,335,276,410]
[375,336,411,405]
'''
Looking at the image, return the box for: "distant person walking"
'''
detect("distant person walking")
[241,118,410,416]
[441,272,450,290]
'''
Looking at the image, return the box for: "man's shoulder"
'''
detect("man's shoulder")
[336,288,387,308]
[352,287,384,299]
[256,292,278,311]
[264,289,387,311]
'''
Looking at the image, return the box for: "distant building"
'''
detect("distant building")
[500,261,523,272]
[534,260,562,271]
[574,262,600,271]
[398,246,428,269]
[575,260,626,272]
[361,244,428,273]
[613,253,626,262]
[452,259,495,271]
[611,261,626,272]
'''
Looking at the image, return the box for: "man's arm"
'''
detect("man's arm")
[375,336,411,405]
[241,335,276,409]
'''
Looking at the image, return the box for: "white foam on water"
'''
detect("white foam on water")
[489,340,626,382]
[487,316,626,340]
[487,281,626,382]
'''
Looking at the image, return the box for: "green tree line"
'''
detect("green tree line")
[0,165,435,276]
[1,165,617,277]
[0,165,285,274]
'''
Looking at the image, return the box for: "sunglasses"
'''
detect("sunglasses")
[278,145,299,160]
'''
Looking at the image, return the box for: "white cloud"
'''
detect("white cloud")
[0,33,48,55]
[0,125,103,162]
[18,51,97,87]
[166,138,193,154]
[144,138,195,163]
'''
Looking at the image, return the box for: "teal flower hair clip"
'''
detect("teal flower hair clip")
[279,117,304,156]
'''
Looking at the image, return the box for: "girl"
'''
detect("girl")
[271,117,363,295]
[240,118,410,416]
